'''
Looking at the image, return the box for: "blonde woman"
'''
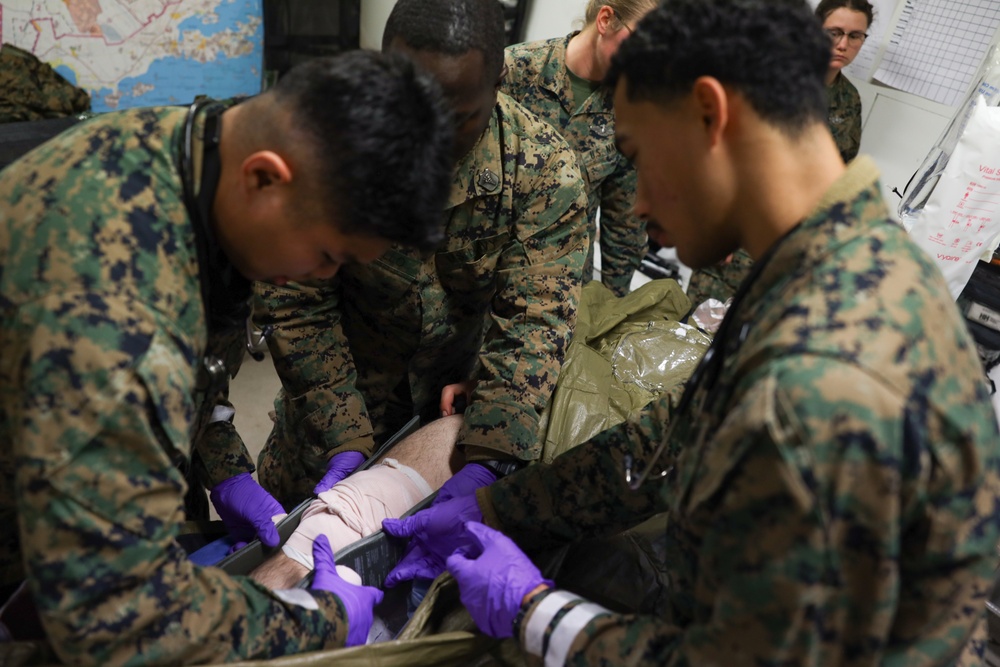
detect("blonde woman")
[502,0,655,296]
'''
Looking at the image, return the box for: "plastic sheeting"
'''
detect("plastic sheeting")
[537,279,710,464]
[898,42,1000,232]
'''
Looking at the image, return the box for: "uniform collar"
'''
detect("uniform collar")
[742,156,883,311]
[535,33,614,116]
[446,102,504,210]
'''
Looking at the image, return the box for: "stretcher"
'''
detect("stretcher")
[214,415,434,638]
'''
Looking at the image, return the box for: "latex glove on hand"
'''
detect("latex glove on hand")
[434,462,496,505]
[447,521,553,638]
[314,450,366,494]
[311,534,384,647]
[382,493,483,587]
[210,472,284,548]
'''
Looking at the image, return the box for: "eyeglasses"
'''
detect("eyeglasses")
[826,27,867,47]
[610,8,635,35]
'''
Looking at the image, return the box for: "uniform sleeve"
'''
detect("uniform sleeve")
[830,80,862,164]
[685,248,754,307]
[513,358,997,666]
[479,392,674,549]
[596,162,647,297]
[458,134,590,463]
[11,294,348,666]
[255,278,377,464]
[192,327,258,489]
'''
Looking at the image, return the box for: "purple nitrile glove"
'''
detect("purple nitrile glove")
[311,534,384,647]
[314,450,366,494]
[382,493,483,588]
[209,472,284,547]
[433,462,496,505]
[446,521,552,639]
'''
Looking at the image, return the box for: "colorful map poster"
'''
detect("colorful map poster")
[0,0,263,112]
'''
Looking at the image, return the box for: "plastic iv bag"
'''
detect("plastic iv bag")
[906,97,1000,298]
[898,42,1000,230]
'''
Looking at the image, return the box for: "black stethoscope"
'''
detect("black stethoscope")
[179,99,270,390]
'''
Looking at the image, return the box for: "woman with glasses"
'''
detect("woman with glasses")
[501,0,656,297]
[816,0,874,163]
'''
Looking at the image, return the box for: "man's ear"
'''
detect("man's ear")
[241,150,293,193]
[691,76,729,147]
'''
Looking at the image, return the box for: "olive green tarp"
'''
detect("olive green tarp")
[538,279,710,463]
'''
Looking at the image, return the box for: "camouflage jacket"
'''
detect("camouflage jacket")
[828,72,862,163]
[0,107,349,665]
[502,35,645,296]
[481,157,1000,666]
[251,92,588,505]
[0,44,91,123]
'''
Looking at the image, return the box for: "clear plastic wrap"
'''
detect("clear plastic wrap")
[537,280,711,463]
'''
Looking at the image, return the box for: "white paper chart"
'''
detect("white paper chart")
[873,0,1000,106]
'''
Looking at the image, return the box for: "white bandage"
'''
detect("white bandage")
[283,459,433,569]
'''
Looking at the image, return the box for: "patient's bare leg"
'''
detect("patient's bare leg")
[250,544,310,589]
[249,415,463,589]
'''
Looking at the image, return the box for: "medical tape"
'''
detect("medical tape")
[523,590,583,657]
[282,543,313,570]
[545,602,613,667]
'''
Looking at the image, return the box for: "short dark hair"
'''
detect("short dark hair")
[815,0,874,28]
[271,50,453,250]
[382,0,506,85]
[607,0,830,135]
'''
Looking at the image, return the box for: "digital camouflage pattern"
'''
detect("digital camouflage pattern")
[0,44,91,123]
[685,248,754,307]
[0,107,349,665]
[503,36,646,297]
[252,91,589,507]
[828,71,862,163]
[482,158,1000,665]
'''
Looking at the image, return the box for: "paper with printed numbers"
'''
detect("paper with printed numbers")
[909,96,1000,298]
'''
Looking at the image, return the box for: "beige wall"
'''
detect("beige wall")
[521,0,587,42]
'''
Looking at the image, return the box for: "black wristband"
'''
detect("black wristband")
[478,458,524,479]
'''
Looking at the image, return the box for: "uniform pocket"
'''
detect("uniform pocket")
[435,232,509,313]
[581,142,621,190]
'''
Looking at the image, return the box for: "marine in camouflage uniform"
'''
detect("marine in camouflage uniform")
[502,35,645,296]
[253,90,589,507]
[478,157,1000,665]
[828,71,862,163]
[0,44,91,123]
[0,105,350,665]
